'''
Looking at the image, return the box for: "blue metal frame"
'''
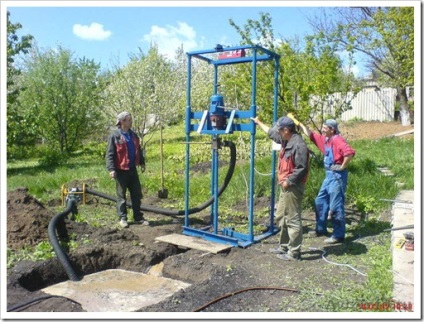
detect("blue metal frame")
[184,44,281,248]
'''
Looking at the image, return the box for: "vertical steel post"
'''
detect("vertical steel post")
[210,148,215,226]
[248,47,258,242]
[214,64,219,95]
[212,136,219,234]
[210,64,219,224]
[270,57,280,231]
[184,54,192,228]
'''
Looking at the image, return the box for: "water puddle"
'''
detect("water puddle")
[41,268,190,312]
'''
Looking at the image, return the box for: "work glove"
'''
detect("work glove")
[287,113,300,126]
[330,164,343,171]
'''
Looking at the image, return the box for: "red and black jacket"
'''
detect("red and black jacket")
[106,129,145,171]
[267,129,309,186]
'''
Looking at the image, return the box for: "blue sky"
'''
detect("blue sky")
[4,1,367,75]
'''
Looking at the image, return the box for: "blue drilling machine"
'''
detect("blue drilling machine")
[183,44,281,247]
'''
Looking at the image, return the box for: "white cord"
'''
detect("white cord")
[309,247,368,276]
[390,270,414,285]
[254,167,274,176]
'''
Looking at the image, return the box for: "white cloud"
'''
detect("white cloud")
[142,22,202,59]
[73,22,112,41]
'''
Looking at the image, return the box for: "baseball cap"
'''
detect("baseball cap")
[324,119,340,134]
[275,116,295,130]
[115,111,131,126]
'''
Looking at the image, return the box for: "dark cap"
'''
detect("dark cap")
[276,116,295,130]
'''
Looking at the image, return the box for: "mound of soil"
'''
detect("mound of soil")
[7,188,57,250]
[339,121,414,141]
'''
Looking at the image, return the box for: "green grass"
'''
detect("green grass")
[280,220,394,312]
[350,137,414,189]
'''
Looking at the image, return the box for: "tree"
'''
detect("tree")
[7,11,35,157]
[227,12,358,130]
[19,46,104,153]
[7,11,33,103]
[103,45,186,149]
[309,7,414,125]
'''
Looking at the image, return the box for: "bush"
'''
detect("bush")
[38,148,68,167]
[81,141,107,159]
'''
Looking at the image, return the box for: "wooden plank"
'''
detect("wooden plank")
[385,129,414,138]
[155,233,232,254]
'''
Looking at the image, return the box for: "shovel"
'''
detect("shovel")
[158,124,168,199]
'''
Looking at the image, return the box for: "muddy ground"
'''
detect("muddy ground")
[5,121,414,314]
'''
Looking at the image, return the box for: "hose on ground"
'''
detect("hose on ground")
[192,286,300,312]
[86,140,237,217]
[48,198,81,282]
[7,295,82,312]
[47,141,235,284]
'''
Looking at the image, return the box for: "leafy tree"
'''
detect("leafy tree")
[309,7,414,125]
[187,53,215,114]
[19,46,104,154]
[103,45,186,148]
[7,11,33,103]
[225,13,280,119]
[6,11,36,157]
[227,12,358,131]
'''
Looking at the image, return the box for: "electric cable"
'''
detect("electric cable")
[309,247,367,276]
[254,167,273,176]
[7,295,82,312]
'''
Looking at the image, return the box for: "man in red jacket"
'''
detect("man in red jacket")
[106,111,148,228]
[252,115,309,261]
[296,117,355,244]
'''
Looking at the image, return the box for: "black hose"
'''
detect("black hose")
[86,140,237,217]
[48,198,81,281]
[7,295,82,312]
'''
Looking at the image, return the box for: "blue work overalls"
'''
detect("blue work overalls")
[314,144,348,239]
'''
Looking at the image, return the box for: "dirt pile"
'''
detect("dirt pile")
[339,121,414,141]
[7,188,57,250]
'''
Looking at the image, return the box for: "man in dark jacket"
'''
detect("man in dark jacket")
[251,116,309,260]
[106,111,148,228]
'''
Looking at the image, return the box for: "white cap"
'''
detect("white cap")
[115,111,131,126]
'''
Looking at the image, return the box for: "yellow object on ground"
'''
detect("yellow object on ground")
[394,238,406,249]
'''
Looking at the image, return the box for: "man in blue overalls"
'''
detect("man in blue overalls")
[292,116,355,244]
